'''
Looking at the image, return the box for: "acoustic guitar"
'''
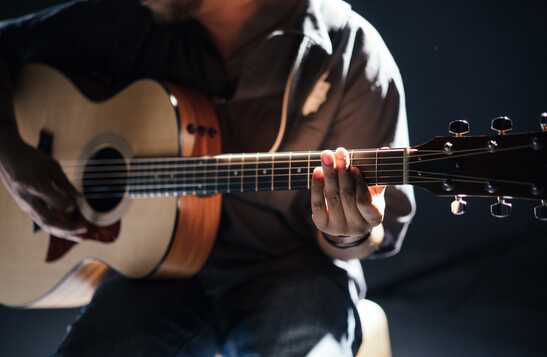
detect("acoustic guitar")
[1,64,546,308]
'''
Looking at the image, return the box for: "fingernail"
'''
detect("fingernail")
[335,147,346,159]
[312,167,323,179]
[321,151,333,166]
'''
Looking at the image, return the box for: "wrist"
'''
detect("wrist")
[321,231,371,249]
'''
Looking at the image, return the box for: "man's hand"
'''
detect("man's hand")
[311,147,385,256]
[0,136,87,240]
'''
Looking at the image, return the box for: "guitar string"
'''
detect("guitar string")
[58,146,527,185]
[82,176,451,199]
[81,172,411,191]
[85,175,506,194]
[57,147,448,166]
[61,156,407,173]
[58,148,434,166]
[78,167,408,185]
[406,144,531,165]
[58,146,492,171]
[406,169,535,187]
[64,161,407,176]
[60,146,497,175]
[82,174,490,196]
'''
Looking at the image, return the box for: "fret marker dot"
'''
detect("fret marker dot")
[263,169,268,174]
[234,171,239,176]
[297,168,302,173]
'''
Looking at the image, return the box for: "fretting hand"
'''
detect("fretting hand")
[311,147,385,251]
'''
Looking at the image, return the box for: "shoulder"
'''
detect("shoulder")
[344,10,402,93]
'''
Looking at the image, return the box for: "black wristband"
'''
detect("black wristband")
[322,231,371,249]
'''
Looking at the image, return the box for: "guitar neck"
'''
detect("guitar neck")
[125,148,410,198]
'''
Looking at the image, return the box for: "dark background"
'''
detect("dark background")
[1,0,546,356]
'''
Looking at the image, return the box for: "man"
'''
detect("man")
[0,0,415,355]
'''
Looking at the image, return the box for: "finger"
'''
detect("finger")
[26,180,74,212]
[310,167,328,231]
[26,195,87,236]
[337,150,368,235]
[321,150,346,232]
[339,166,369,235]
[52,166,82,199]
[353,167,383,227]
[51,180,78,213]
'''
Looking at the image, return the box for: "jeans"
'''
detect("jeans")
[54,266,362,356]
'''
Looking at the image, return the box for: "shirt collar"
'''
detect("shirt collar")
[295,0,333,54]
[262,0,330,55]
[271,0,351,56]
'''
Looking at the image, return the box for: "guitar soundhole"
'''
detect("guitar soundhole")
[82,147,127,213]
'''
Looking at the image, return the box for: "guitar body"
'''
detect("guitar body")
[2,66,546,310]
[0,65,221,308]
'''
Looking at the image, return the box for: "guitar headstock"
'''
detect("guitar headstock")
[409,115,547,220]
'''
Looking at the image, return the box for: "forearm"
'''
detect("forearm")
[317,224,385,261]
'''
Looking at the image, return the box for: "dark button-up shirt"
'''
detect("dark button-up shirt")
[0,0,415,297]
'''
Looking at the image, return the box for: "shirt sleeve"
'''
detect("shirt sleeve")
[0,0,153,83]
[323,15,416,258]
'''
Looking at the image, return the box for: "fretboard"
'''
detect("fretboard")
[124,149,408,198]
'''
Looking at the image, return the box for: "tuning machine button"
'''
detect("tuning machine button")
[449,120,470,137]
[533,200,547,221]
[540,113,547,132]
[451,196,467,216]
[491,116,513,135]
[490,197,512,218]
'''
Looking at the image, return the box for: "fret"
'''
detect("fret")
[195,158,207,194]
[307,151,311,189]
[290,152,312,191]
[217,155,231,194]
[271,154,275,191]
[240,153,245,192]
[215,156,219,193]
[288,152,292,191]
[255,153,259,192]
[273,153,290,191]
[178,158,197,195]
[227,154,232,193]
[351,149,405,186]
[241,154,257,192]
[377,149,405,186]
[203,157,208,194]
[229,154,243,193]
[403,148,409,185]
[351,150,376,185]
[126,147,408,199]
[257,153,272,192]
[375,149,378,185]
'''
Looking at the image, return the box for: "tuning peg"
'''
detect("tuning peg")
[491,116,512,135]
[449,120,470,137]
[490,197,512,218]
[534,200,547,221]
[540,113,547,132]
[451,196,467,215]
